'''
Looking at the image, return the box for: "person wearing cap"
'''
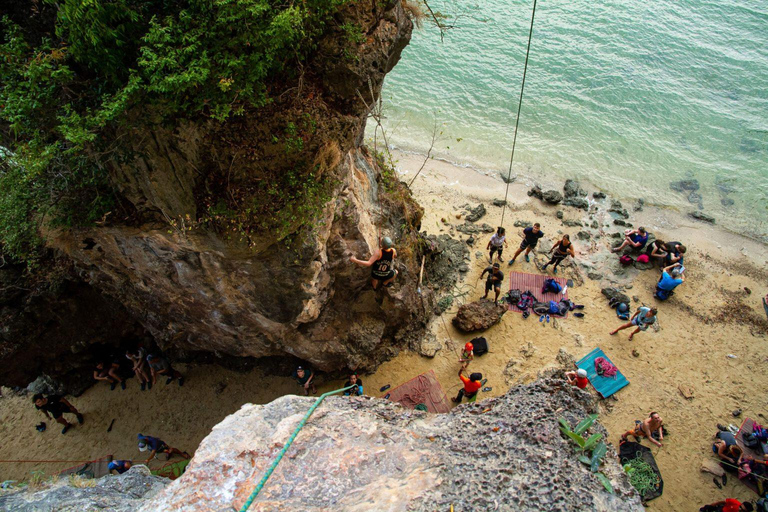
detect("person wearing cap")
[452,367,482,403]
[292,365,316,395]
[147,353,185,387]
[137,433,190,465]
[349,237,398,290]
[565,369,589,389]
[481,262,505,304]
[612,227,649,253]
[458,342,474,365]
[610,306,658,340]
[108,460,132,475]
[33,393,83,434]
[343,374,364,396]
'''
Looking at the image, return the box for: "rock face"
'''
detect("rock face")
[137,377,643,511]
[452,300,507,332]
[0,465,167,512]
[1,1,431,385]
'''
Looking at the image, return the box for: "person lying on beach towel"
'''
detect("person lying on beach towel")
[621,412,664,447]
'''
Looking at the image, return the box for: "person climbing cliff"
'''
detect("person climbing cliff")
[33,394,84,434]
[137,433,190,465]
[349,237,398,290]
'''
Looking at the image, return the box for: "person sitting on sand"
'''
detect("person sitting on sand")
[656,263,685,299]
[481,262,505,303]
[565,369,589,389]
[664,241,686,265]
[33,393,84,435]
[147,354,185,387]
[452,367,483,404]
[609,306,657,341]
[612,227,649,253]
[349,237,398,290]
[487,227,508,263]
[293,365,317,395]
[713,430,743,469]
[94,360,125,390]
[542,234,575,274]
[126,346,151,391]
[459,342,474,365]
[508,223,544,265]
[137,433,190,464]
[343,374,364,396]
[645,239,668,264]
[700,499,754,512]
[108,460,132,475]
[621,412,664,447]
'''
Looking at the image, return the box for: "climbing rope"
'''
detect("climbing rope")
[500,0,539,227]
[237,385,354,512]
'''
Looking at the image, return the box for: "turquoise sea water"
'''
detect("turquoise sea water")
[377,0,768,240]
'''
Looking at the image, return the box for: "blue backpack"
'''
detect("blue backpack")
[548,301,561,315]
[542,278,562,294]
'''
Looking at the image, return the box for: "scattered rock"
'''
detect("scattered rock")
[633,259,655,271]
[678,384,694,400]
[733,409,742,417]
[458,264,469,273]
[500,171,515,184]
[411,332,442,358]
[689,211,715,223]
[634,199,644,212]
[601,287,630,305]
[610,232,623,239]
[513,220,532,228]
[563,197,589,210]
[687,191,703,208]
[744,287,752,295]
[592,191,606,199]
[721,197,735,207]
[632,296,639,303]
[613,219,631,227]
[502,359,519,384]
[466,236,475,246]
[481,224,495,233]
[520,341,536,359]
[475,251,484,259]
[542,190,563,204]
[556,348,575,366]
[587,272,602,281]
[464,204,487,222]
[456,222,480,235]
[492,199,507,207]
[631,350,640,358]
[608,200,629,219]
[556,210,564,219]
[670,179,700,193]
[27,375,66,396]
[563,219,583,227]
[528,185,543,199]
[590,220,599,229]
[452,300,507,332]
[563,179,580,199]
[576,231,591,241]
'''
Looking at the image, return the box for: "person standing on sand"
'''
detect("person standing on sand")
[349,237,398,290]
[508,223,543,265]
[137,433,190,464]
[612,227,649,253]
[621,412,664,447]
[452,367,482,403]
[33,393,84,434]
[487,227,508,263]
[292,365,317,395]
[542,234,575,274]
[609,306,657,340]
[126,346,151,391]
[481,262,505,303]
[458,342,474,366]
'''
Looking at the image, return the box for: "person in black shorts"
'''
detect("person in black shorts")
[508,223,544,265]
[94,360,125,390]
[147,354,185,387]
[33,393,84,434]
[481,262,505,303]
[350,236,399,290]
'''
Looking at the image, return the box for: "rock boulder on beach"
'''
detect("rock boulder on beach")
[542,190,563,204]
[452,300,507,332]
[464,204,487,222]
[689,211,715,224]
[601,287,631,305]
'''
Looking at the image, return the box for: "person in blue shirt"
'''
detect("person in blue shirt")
[658,263,685,291]
[343,374,364,396]
[137,433,190,465]
[108,460,132,475]
[612,227,649,253]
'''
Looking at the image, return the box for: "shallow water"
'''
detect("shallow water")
[376,0,768,240]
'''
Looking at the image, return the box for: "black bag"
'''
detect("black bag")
[744,432,761,449]
[471,336,488,356]
[507,289,522,304]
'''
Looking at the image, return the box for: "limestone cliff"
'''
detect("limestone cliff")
[0,0,437,388]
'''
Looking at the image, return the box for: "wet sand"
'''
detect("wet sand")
[2,150,767,511]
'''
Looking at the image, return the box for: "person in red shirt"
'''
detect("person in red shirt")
[699,498,753,512]
[565,369,589,389]
[451,367,482,403]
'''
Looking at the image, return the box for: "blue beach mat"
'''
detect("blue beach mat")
[576,348,629,399]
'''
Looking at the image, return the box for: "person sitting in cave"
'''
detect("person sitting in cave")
[343,374,364,396]
[147,353,185,387]
[33,393,83,435]
[108,460,133,475]
[137,433,190,464]
[126,346,151,391]
[349,236,398,290]
[94,360,125,390]
[452,366,482,404]
[292,365,317,395]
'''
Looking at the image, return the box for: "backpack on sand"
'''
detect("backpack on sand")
[619,255,634,266]
[471,337,488,356]
[542,278,562,294]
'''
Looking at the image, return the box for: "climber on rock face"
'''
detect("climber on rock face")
[349,236,398,290]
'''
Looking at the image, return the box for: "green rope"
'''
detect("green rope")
[237,385,355,512]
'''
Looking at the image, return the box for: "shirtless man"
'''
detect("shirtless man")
[350,237,398,290]
[622,412,664,447]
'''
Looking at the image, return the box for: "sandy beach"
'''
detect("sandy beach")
[2,149,767,510]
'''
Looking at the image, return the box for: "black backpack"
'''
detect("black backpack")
[471,337,488,356]
[507,289,522,304]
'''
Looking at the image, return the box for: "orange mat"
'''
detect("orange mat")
[386,369,451,414]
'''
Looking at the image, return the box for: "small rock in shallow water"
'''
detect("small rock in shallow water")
[689,211,716,223]
[542,190,563,204]
[592,191,606,199]
[721,197,735,207]
[670,179,700,192]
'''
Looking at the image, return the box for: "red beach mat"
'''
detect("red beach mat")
[507,271,569,315]
[386,369,452,414]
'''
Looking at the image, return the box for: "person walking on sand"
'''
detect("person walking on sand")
[612,227,649,253]
[452,366,482,403]
[487,227,508,263]
[126,346,151,391]
[350,237,398,290]
[508,223,544,265]
[610,306,657,341]
[458,342,474,366]
[481,262,505,303]
[292,365,317,395]
[93,360,125,390]
[33,393,84,434]
[137,433,190,464]
[542,234,575,274]
[621,412,664,447]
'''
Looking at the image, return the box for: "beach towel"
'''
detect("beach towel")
[508,272,568,315]
[576,348,629,398]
